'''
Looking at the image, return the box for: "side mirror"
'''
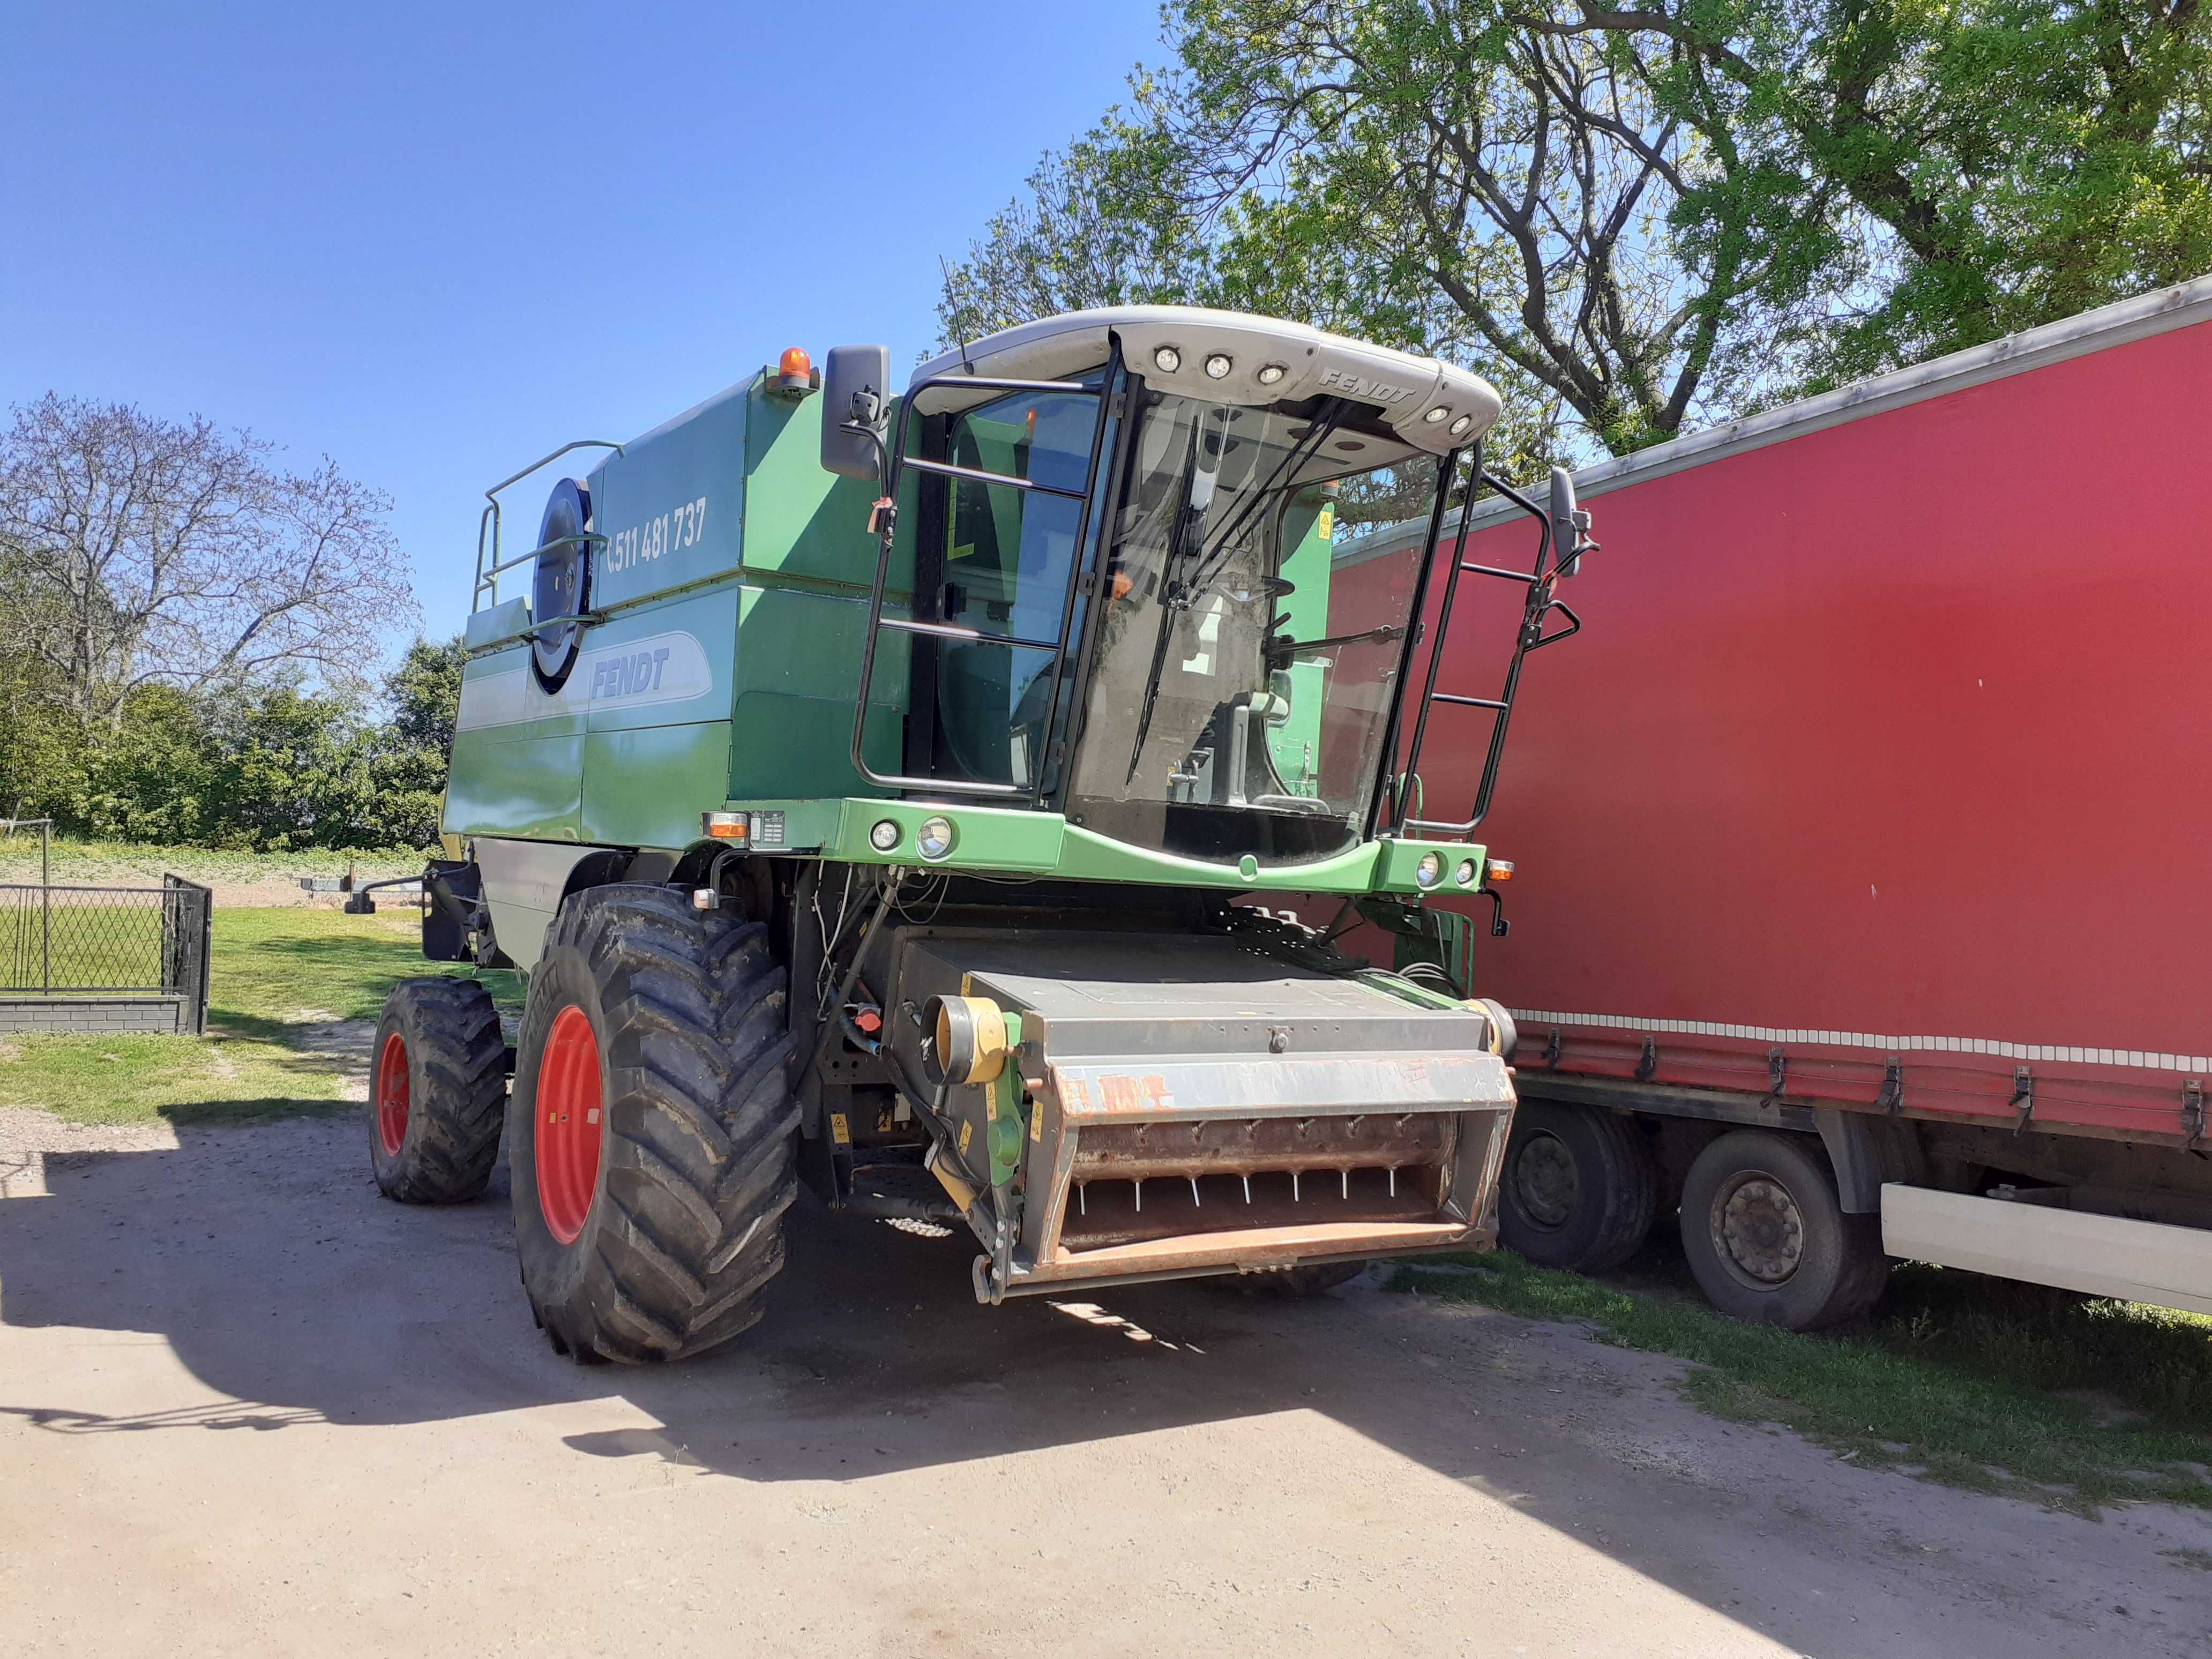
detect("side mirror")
[820,345,892,481]
[1549,465,1595,577]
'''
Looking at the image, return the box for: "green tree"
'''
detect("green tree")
[939,1,2211,453]
[364,635,465,849]
[1550,1,2212,383]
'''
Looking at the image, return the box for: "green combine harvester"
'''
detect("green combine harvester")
[369,305,1594,1363]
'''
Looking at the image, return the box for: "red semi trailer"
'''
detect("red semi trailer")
[1370,275,2212,1329]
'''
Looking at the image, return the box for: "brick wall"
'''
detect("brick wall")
[0,996,186,1035]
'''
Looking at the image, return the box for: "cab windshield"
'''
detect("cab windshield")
[1062,388,1441,865]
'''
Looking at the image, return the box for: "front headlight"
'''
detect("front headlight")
[1415,851,1444,888]
[916,816,954,861]
[869,819,902,853]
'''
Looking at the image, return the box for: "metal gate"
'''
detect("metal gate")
[0,876,212,1035]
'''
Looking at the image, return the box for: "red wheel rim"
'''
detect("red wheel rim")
[535,1004,605,1245]
[375,1032,410,1156]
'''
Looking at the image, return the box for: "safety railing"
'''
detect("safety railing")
[1381,453,1583,840]
[470,440,625,614]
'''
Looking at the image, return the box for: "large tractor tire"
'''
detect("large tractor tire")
[1678,1129,1888,1330]
[509,885,799,1364]
[1496,1100,1657,1272]
[370,977,507,1204]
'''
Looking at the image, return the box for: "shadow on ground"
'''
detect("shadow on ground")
[4,1115,2207,1657]
[0,1117,1519,1484]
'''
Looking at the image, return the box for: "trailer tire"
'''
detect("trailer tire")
[510,885,799,1364]
[1678,1130,1887,1331]
[1497,1101,1657,1272]
[370,977,507,1204]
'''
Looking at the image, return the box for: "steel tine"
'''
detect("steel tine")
[1387,1167,1396,1198]
[1078,1183,1087,1216]
[1241,1175,1251,1205]
[1189,1177,1202,1208]
[1291,1170,1301,1202]
[1340,1168,1349,1200]
[1134,1178,1143,1213]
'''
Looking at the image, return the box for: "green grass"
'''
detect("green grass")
[1391,1248,2212,1515]
[0,1030,350,1125]
[205,907,521,1040]
[0,906,520,1125]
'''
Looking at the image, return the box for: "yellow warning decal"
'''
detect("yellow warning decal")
[958,1120,973,1155]
[829,1112,850,1145]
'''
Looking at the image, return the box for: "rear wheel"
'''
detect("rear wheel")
[369,977,506,1203]
[1497,1101,1657,1272]
[1678,1130,1888,1329]
[510,885,800,1364]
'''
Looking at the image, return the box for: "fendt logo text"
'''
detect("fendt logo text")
[1318,367,1419,405]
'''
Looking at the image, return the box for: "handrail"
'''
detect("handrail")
[1393,468,1580,839]
[480,531,605,583]
[472,439,625,611]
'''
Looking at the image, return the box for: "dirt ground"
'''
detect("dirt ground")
[4,1108,2210,1658]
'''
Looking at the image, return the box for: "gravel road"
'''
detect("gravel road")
[3,1108,2209,1657]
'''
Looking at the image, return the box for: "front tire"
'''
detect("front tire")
[1678,1130,1888,1330]
[1496,1101,1657,1272]
[370,977,506,1203]
[510,885,799,1364]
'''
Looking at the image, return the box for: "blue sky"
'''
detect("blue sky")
[1,3,1164,655]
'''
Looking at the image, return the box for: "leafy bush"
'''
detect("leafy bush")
[0,636,465,851]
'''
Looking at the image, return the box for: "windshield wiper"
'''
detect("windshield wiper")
[1264,622,1403,668]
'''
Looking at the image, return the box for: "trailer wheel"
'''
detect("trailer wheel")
[369,977,507,1203]
[1496,1101,1657,1272]
[509,885,800,1364]
[1678,1130,1887,1330]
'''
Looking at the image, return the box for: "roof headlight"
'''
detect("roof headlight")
[1423,405,1450,424]
[1415,851,1444,889]
[869,818,902,853]
[1203,353,1234,380]
[1153,346,1182,373]
[916,815,955,861]
[1257,363,1287,386]
[1448,414,1476,436]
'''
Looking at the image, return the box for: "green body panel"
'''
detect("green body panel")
[581,723,732,846]
[738,384,903,595]
[447,643,586,840]
[730,586,905,802]
[727,384,911,800]
[726,796,1486,899]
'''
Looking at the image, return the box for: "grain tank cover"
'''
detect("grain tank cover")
[914,305,1502,453]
